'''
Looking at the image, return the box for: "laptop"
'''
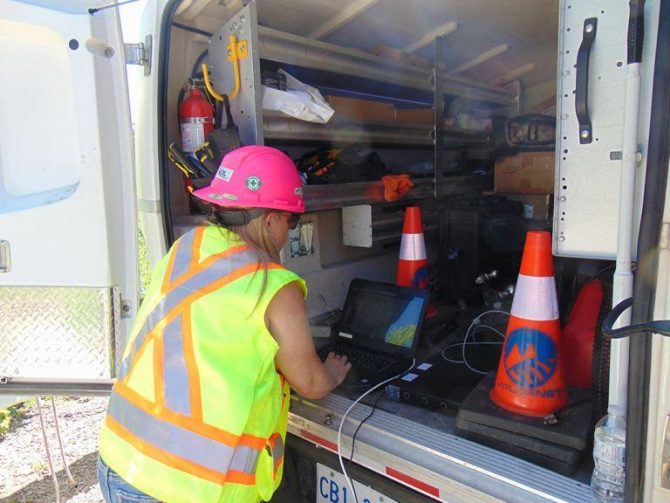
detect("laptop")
[317,278,430,387]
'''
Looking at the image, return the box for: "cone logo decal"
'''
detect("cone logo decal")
[503,329,558,388]
[411,265,429,289]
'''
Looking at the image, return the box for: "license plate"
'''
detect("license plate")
[316,463,398,503]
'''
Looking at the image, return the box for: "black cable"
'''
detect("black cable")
[348,389,385,464]
[586,263,616,283]
[190,49,209,79]
[88,0,137,14]
[346,389,385,503]
[172,21,213,38]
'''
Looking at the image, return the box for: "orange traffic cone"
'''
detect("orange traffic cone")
[490,230,568,417]
[397,207,429,288]
[397,207,436,316]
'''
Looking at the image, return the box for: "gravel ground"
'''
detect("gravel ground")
[0,397,109,503]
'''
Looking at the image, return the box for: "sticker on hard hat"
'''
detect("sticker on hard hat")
[215,166,234,182]
[245,176,262,191]
[208,193,237,201]
[502,328,558,388]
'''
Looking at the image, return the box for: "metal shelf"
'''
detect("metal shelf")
[258,26,517,107]
[263,112,491,148]
[303,176,485,212]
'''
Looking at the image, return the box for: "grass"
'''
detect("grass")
[0,402,30,436]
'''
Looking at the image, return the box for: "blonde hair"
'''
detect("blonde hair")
[207,207,283,315]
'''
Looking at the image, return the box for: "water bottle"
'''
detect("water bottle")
[591,407,626,502]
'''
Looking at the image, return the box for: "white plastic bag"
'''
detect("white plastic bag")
[262,69,334,123]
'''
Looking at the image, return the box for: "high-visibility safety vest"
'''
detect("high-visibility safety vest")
[99,225,306,503]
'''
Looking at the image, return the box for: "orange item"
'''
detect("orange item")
[396,207,436,316]
[382,174,414,202]
[396,207,427,288]
[490,231,568,417]
[561,279,603,389]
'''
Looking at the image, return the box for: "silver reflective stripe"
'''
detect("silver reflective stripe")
[169,230,196,285]
[118,248,259,379]
[271,435,284,467]
[231,444,259,473]
[108,393,260,475]
[163,315,190,416]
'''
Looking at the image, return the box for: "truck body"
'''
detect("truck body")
[1,0,669,501]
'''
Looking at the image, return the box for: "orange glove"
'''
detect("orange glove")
[382,174,414,202]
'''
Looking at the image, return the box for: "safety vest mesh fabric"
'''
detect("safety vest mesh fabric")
[99,226,305,503]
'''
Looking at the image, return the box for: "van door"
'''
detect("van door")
[0,0,138,395]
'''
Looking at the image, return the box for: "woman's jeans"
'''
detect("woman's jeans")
[98,456,161,503]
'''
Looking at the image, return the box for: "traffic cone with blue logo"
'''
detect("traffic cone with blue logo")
[396,206,436,315]
[490,230,567,417]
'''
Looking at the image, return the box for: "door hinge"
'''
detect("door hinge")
[124,35,152,76]
[0,240,10,273]
[120,297,132,319]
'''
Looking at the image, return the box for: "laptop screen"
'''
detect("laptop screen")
[334,279,430,358]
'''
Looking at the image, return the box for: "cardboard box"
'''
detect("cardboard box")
[326,95,396,122]
[395,108,434,124]
[502,193,552,221]
[494,152,555,194]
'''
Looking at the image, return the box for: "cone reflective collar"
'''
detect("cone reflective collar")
[490,231,568,417]
[396,207,428,289]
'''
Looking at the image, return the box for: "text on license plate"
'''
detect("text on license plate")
[316,463,398,503]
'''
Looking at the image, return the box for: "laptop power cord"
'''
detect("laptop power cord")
[336,359,416,503]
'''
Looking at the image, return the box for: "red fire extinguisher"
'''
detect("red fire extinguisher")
[179,86,214,153]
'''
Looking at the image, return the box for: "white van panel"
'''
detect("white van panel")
[0,1,137,384]
[0,21,80,206]
[554,1,658,259]
[0,3,136,288]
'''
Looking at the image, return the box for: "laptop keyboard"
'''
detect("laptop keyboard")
[318,344,400,371]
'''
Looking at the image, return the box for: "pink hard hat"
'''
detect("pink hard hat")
[192,145,305,213]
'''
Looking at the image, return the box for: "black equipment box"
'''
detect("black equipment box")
[385,352,487,411]
[456,372,594,475]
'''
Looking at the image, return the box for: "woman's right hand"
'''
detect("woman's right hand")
[323,352,352,388]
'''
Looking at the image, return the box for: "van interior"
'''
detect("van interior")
[155,0,612,493]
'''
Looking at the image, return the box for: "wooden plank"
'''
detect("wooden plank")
[403,21,458,52]
[309,0,381,39]
[448,44,509,74]
[491,62,536,87]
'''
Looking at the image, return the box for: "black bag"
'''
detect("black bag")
[193,93,241,177]
[298,146,387,184]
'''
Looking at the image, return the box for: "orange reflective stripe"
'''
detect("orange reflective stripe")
[189,227,204,271]
[118,242,259,379]
[121,256,266,381]
[225,471,256,485]
[115,381,267,450]
[182,307,203,421]
[169,243,250,292]
[105,415,244,486]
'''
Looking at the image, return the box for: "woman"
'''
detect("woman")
[98,146,351,503]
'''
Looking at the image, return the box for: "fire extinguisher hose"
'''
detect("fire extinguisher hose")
[202,63,225,102]
[201,35,242,101]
